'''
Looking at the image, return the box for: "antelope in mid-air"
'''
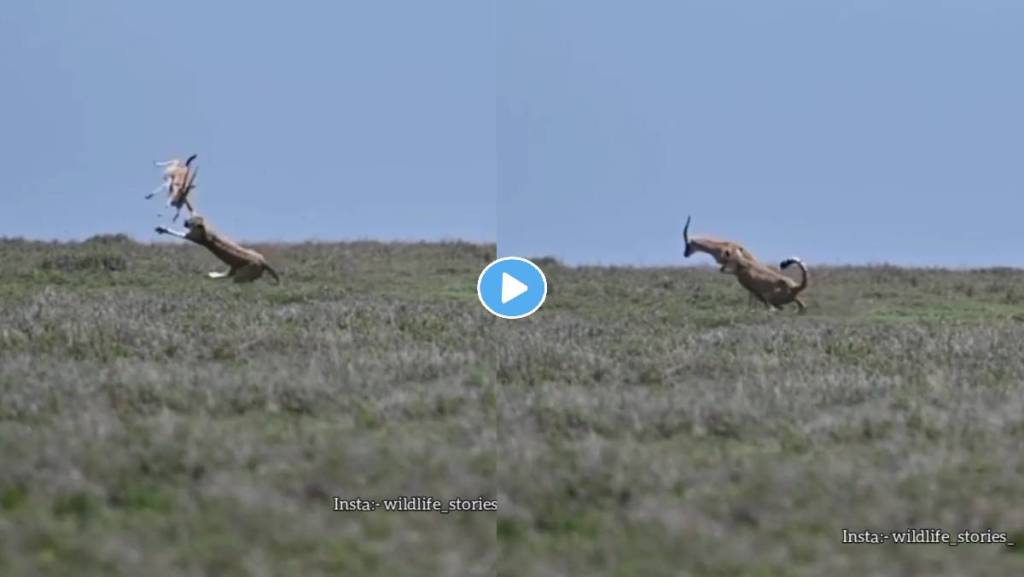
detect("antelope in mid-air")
[718,247,808,313]
[146,154,198,222]
[155,215,281,284]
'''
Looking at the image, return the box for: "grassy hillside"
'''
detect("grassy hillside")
[5,237,1024,576]
[0,237,497,577]
[498,261,1024,577]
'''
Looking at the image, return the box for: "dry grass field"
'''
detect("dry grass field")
[498,260,1024,577]
[0,236,497,577]
[3,237,1024,576]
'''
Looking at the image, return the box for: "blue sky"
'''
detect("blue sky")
[0,0,495,243]
[499,0,1024,267]
[6,2,1024,267]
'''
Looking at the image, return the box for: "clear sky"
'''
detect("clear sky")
[1,0,495,244]
[7,2,1024,267]
[499,0,1024,267]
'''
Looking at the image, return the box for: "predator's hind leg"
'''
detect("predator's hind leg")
[232,263,264,283]
[746,291,759,309]
[752,290,775,311]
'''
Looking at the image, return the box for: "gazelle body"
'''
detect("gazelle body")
[683,215,757,264]
[147,154,198,222]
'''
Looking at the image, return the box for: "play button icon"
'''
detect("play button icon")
[501,273,528,304]
[478,257,548,319]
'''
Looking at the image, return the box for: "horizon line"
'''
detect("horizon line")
[0,236,1019,271]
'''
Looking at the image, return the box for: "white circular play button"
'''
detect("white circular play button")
[477,257,548,319]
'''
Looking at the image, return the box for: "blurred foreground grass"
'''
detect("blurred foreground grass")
[498,259,1024,577]
[4,236,1024,576]
[0,236,497,577]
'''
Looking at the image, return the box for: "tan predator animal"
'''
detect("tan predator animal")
[683,214,762,306]
[155,215,281,284]
[718,246,808,313]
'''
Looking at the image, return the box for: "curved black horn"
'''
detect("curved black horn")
[185,154,198,167]
[683,215,691,245]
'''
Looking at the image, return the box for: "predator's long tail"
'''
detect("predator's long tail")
[780,257,808,293]
[264,263,281,284]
